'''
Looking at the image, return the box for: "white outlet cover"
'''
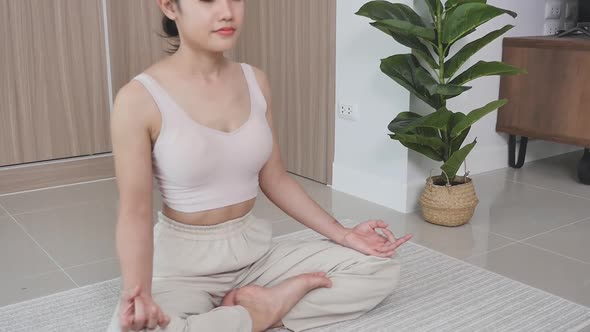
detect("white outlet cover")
[543,20,562,35]
[545,0,562,19]
[337,103,359,121]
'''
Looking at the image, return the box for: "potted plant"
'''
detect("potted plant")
[356,0,525,226]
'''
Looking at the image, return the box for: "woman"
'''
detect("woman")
[107,0,412,331]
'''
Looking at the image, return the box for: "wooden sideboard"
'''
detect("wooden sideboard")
[497,35,590,184]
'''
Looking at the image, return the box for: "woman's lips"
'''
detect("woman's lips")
[215,27,236,36]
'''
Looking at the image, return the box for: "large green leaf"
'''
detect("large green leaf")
[356,1,425,27]
[389,110,451,162]
[391,136,444,161]
[451,127,470,155]
[416,69,472,96]
[371,23,439,70]
[450,99,508,138]
[431,84,472,97]
[441,139,477,181]
[442,3,517,45]
[372,19,435,40]
[390,133,446,153]
[448,112,470,155]
[414,48,439,70]
[445,0,486,10]
[415,126,441,138]
[395,108,452,134]
[388,112,422,133]
[380,54,441,109]
[449,61,525,86]
[424,0,442,19]
[444,25,514,79]
[357,1,438,69]
[440,3,485,51]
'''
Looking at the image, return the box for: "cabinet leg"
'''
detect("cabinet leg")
[578,149,590,185]
[508,135,528,168]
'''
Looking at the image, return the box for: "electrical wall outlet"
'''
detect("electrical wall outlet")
[337,103,359,121]
[545,0,563,19]
[565,1,578,20]
[544,20,562,35]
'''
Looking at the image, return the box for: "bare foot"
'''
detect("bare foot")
[221,272,332,332]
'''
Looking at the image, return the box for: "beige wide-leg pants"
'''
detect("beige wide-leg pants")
[107,211,401,332]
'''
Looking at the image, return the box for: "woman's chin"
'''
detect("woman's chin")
[211,34,240,51]
[202,42,237,54]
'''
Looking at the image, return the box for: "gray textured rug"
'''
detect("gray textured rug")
[1,219,589,332]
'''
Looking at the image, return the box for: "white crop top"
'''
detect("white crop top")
[133,63,273,213]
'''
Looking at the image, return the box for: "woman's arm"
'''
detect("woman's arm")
[253,68,349,245]
[254,68,411,257]
[111,82,158,296]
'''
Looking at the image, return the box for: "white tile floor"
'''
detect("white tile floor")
[0,151,589,308]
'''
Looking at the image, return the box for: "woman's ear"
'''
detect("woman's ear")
[157,0,180,21]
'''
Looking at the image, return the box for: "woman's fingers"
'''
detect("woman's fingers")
[389,234,412,250]
[381,228,397,243]
[373,233,412,253]
[376,244,397,254]
[122,301,134,315]
[396,234,413,246]
[119,290,138,332]
[132,297,147,331]
[122,285,141,303]
[158,309,171,328]
[120,310,133,332]
[146,305,159,330]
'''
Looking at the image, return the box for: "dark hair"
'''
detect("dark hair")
[161,0,180,53]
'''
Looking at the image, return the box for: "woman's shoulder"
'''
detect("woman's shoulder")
[239,61,271,101]
[111,74,160,133]
[239,61,265,78]
[114,79,155,115]
[115,59,169,110]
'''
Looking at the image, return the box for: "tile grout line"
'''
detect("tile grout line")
[466,239,590,266]
[19,269,64,280]
[0,204,80,288]
[520,242,590,265]
[335,205,590,267]
[481,214,590,244]
[0,177,116,198]
[466,216,590,265]
[65,256,119,270]
[10,198,118,218]
[517,216,590,243]
[504,178,590,202]
[464,174,590,264]
[463,242,517,261]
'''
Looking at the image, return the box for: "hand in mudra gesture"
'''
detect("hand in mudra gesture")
[340,220,412,258]
[119,285,170,332]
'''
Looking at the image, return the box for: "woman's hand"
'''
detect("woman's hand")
[340,220,413,258]
[119,285,170,332]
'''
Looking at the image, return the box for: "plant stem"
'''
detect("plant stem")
[436,2,445,86]
[436,1,446,110]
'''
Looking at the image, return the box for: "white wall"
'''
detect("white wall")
[332,0,413,212]
[334,0,580,213]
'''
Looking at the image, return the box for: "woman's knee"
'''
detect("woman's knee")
[372,255,402,293]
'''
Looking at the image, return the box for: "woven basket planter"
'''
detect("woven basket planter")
[419,175,479,227]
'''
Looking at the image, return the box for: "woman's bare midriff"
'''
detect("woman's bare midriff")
[160,198,257,226]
